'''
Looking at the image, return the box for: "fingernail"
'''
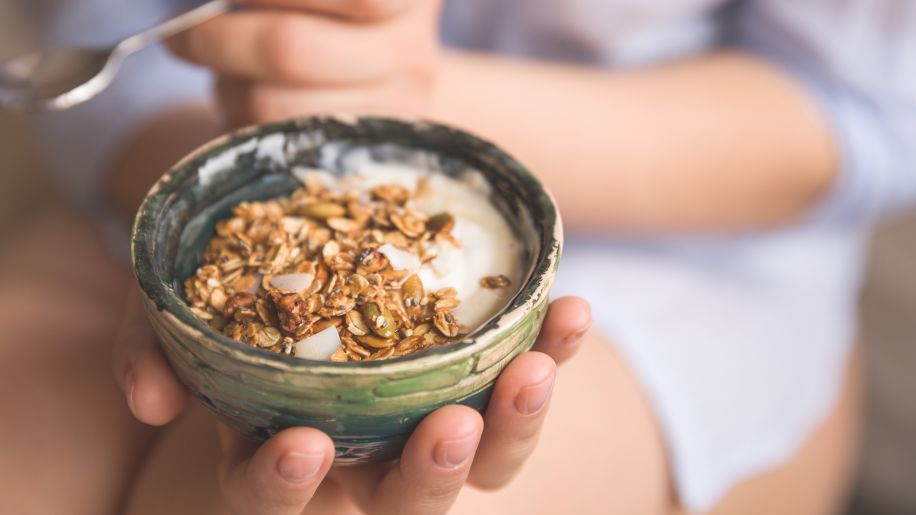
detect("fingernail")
[433,432,479,469]
[515,374,555,415]
[276,451,323,484]
[125,369,136,413]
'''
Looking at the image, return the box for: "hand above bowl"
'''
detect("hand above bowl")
[114,287,589,514]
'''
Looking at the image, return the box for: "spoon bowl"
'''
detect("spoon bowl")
[0,0,228,111]
[0,47,117,110]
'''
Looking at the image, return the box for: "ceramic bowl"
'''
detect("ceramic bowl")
[131,116,561,464]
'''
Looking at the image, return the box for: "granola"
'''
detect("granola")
[184,171,496,361]
[479,274,512,289]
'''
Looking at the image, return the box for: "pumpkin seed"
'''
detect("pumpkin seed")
[356,333,395,349]
[426,213,455,234]
[434,311,459,337]
[362,302,398,338]
[327,217,360,233]
[299,202,346,219]
[402,274,424,307]
[390,212,425,238]
[370,184,409,204]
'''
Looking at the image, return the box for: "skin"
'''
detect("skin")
[430,51,838,233]
[0,212,858,514]
[104,94,596,513]
[1,0,859,513]
[165,0,837,234]
[114,282,592,514]
[0,213,141,515]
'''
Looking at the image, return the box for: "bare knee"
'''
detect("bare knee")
[451,335,859,515]
[0,210,143,515]
[693,348,861,515]
[452,335,674,514]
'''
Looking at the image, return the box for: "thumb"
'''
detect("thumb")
[216,422,336,515]
[111,286,188,425]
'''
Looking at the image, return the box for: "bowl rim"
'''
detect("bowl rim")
[131,115,562,375]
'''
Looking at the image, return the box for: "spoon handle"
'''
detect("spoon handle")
[116,0,231,56]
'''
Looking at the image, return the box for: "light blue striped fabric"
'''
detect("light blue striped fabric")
[443,1,915,511]
[28,0,212,208]
[731,1,916,224]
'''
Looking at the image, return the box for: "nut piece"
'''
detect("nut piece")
[223,292,256,319]
[370,184,409,204]
[209,288,228,312]
[322,240,340,259]
[268,291,308,333]
[390,212,425,238]
[426,213,455,235]
[479,274,511,289]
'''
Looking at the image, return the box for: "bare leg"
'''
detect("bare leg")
[695,346,861,515]
[0,103,222,514]
[1,105,858,513]
[122,333,860,515]
[458,338,860,515]
[0,212,151,515]
[0,209,857,515]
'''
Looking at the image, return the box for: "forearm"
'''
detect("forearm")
[103,105,222,223]
[431,51,839,233]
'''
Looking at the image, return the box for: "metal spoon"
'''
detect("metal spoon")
[0,0,229,111]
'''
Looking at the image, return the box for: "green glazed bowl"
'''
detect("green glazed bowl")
[131,116,561,464]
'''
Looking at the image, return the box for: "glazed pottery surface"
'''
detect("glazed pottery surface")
[131,116,561,463]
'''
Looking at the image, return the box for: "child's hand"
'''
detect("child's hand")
[113,291,590,514]
[168,0,443,126]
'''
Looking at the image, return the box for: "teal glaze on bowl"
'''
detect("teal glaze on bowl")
[131,116,562,464]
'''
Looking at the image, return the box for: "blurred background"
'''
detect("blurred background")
[0,1,914,513]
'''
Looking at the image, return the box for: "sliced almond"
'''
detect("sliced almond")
[270,273,315,293]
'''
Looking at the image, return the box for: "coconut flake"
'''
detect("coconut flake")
[378,243,420,272]
[294,327,342,360]
[291,167,335,189]
[281,216,310,234]
[270,273,314,293]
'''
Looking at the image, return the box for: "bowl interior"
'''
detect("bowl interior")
[133,117,560,367]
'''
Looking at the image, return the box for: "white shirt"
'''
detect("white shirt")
[444,1,915,511]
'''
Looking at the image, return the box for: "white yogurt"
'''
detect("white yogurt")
[305,163,522,332]
[361,163,521,331]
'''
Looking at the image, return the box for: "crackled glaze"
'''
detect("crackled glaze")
[131,116,561,464]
